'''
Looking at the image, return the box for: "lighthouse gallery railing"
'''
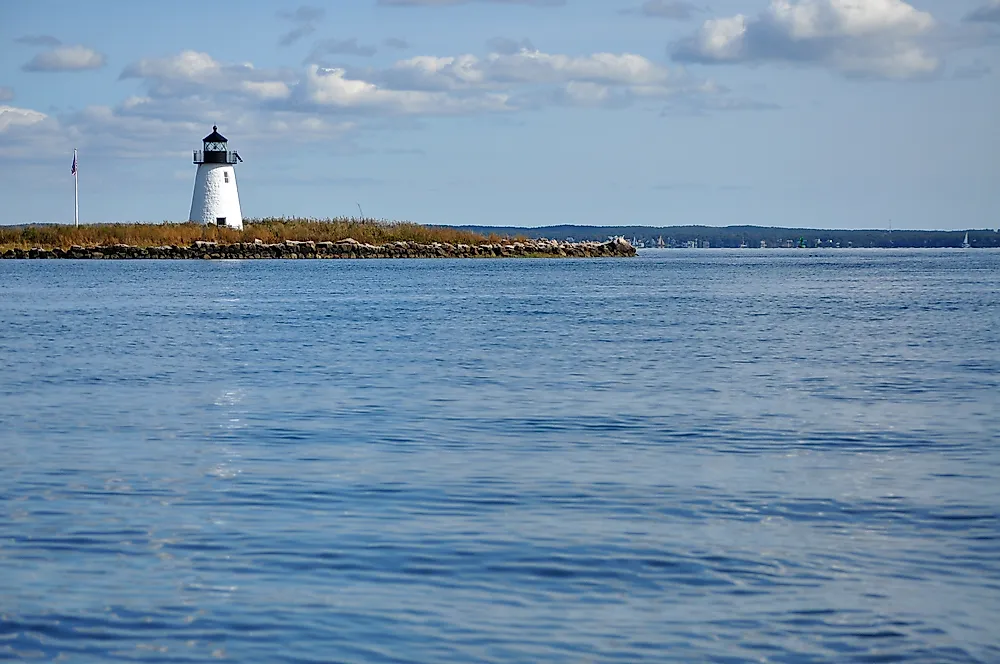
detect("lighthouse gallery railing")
[193,150,239,165]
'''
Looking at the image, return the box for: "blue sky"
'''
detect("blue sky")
[0,0,997,229]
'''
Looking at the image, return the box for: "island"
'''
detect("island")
[0,219,636,260]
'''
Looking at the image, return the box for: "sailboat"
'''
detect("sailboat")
[962,232,971,249]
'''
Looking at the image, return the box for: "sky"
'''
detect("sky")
[0,0,998,230]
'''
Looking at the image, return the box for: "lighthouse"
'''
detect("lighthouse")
[190,126,243,229]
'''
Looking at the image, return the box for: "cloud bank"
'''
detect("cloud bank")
[1,41,752,162]
[118,46,701,114]
[672,0,939,79]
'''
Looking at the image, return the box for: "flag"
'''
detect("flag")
[71,151,78,176]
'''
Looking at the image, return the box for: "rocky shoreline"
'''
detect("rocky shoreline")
[1,237,636,260]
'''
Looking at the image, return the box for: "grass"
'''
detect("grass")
[0,217,518,251]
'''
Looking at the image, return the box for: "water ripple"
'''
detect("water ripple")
[1,251,998,662]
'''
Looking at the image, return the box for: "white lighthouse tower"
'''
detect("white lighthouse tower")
[190,126,243,229]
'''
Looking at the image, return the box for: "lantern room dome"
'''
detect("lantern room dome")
[203,125,227,143]
[193,125,240,165]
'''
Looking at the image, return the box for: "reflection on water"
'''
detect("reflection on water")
[1,251,998,662]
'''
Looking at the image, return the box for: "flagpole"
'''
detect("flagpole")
[74,149,79,227]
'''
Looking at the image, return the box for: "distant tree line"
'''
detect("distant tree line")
[456,225,1000,249]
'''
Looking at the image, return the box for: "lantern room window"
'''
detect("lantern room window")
[202,126,228,153]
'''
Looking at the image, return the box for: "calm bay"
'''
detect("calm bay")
[1,249,998,662]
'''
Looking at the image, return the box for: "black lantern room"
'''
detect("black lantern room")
[193,126,241,165]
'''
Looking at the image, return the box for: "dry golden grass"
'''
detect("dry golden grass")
[0,218,510,251]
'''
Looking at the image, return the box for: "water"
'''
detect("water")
[1,250,998,663]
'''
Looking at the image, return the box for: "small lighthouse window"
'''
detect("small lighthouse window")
[224,172,229,183]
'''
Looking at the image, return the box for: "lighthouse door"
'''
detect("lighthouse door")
[216,217,226,226]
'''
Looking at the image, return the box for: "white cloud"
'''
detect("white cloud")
[490,50,675,85]
[368,47,708,112]
[118,47,695,116]
[673,0,940,79]
[383,55,489,89]
[545,81,619,108]
[684,16,748,62]
[94,102,354,155]
[300,65,510,114]
[383,48,678,92]
[118,50,509,115]
[0,86,352,165]
[0,96,355,164]
[123,50,219,81]
[0,43,749,165]
[120,51,294,100]
[0,105,64,159]
[0,105,48,133]
[22,45,107,72]
[67,104,203,155]
[242,80,293,100]
[767,0,933,39]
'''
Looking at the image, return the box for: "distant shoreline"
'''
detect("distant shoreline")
[455,225,1000,249]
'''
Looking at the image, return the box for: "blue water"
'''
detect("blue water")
[1,250,999,663]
